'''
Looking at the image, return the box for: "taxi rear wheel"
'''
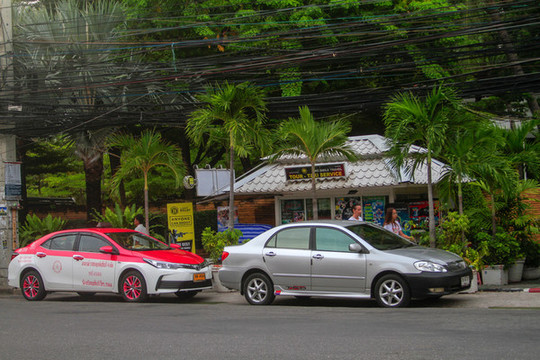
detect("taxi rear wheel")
[174,290,199,300]
[244,273,275,305]
[21,270,47,301]
[120,271,148,302]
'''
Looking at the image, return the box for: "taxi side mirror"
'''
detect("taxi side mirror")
[99,245,118,255]
[170,244,181,249]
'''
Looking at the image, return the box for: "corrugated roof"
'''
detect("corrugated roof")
[231,135,448,195]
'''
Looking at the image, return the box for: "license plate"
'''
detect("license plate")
[461,276,470,287]
[193,273,205,282]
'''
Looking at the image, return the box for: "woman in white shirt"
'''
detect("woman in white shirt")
[383,207,411,240]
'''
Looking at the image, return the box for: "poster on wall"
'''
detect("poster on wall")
[363,197,385,225]
[393,204,411,236]
[280,199,305,224]
[167,203,195,252]
[334,197,361,220]
[217,206,239,231]
[408,201,440,229]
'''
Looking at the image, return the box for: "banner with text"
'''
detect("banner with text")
[167,202,195,252]
[285,163,345,181]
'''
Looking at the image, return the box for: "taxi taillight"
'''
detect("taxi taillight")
[221,251,229,262]
[11,252,19,261]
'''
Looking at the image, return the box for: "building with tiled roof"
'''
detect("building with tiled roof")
[200,135,447,227]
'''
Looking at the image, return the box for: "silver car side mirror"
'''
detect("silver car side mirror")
[349,243,364,253]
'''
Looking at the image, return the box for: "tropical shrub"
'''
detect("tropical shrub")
[477,231,522,268]
[92,204,143,228]
[201,227,243,264]
[19,214,67,247]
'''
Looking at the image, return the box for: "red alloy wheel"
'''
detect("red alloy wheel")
[121,271,147,302]
[21,271,47,301]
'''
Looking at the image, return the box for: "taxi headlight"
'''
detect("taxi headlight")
[143,258,208,270]
[414,261,448,273]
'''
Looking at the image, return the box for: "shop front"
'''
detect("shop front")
[228,135,446,230]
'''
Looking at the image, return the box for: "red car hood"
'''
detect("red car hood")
[137,249,205,265]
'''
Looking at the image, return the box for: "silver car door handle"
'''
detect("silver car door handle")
[265,251,276,257]
[312,254,324,260]
[73,255,84,261]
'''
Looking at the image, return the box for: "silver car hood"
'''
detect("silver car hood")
[386,246,462,264]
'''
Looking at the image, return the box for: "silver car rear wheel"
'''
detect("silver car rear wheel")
[374,274,410,308]
[244,273,275,305]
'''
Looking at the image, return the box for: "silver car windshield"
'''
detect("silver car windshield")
[345,224,415,250]
[106,232,170,251]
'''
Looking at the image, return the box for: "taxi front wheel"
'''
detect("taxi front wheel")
[120,271,148,302]
[21,270,47,301]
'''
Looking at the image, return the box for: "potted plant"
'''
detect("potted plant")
[201,227,243,292]
[478,231,521,285]
[522,239,540,280]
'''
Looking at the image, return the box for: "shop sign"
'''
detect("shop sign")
[285,163,345,181]
[167,203,195,252]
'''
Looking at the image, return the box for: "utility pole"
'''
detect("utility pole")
[0,0,17,292]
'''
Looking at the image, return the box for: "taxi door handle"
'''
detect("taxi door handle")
[36,252,47,258]
[73,255,84,261]
[312,254,324,260]
[265,251,276,257]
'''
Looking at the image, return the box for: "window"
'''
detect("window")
[78,235,110,253]
[44,234,77,251]
[266,227,310,250]
[315,228,357,252]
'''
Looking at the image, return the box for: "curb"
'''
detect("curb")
[480,287,540,293]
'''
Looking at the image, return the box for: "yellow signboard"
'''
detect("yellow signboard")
[167,202,195,253]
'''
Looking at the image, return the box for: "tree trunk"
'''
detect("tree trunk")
[427,159,436,248]
[84,154,103,223]
[311,162,318,220]
[144,171,149,231]
[108,146,126,206]
[228,145,235,230]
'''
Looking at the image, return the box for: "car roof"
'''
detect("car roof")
[54,228,137,234]
[282,220,370,226]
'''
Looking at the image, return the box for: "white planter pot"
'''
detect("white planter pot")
[523,266,540,280]
[482,265,508,285]
[508,259,525,283]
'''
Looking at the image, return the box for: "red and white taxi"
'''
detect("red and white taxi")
[8,228,212,302]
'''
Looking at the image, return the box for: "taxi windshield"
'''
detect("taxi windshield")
[345,223,415,250]
[106,232,169,251]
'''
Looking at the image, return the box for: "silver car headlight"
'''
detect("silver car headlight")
[143,258,208,270]
[414,261,448,273]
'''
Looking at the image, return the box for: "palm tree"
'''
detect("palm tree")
[109,130,186,231]
[270,106,358,220]
[438,123,502,216]
[383,85,459,247]
[186,81,269,230]
[14,0,125,221]
[497,118,540,180]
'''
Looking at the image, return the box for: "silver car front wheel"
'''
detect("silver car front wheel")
[244,273,275,305]
[374,274,410,308]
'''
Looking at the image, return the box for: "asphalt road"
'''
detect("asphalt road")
[1,291,539,360]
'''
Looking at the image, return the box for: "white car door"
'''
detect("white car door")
[310,227,367,293]
[36,234,77,291]
[72,234,117,292]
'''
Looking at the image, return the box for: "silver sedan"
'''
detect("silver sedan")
[219,220,472,307]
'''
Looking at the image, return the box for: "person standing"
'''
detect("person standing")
[383,207,411,240]
[348,204,363,221]
[134,214,149,235]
